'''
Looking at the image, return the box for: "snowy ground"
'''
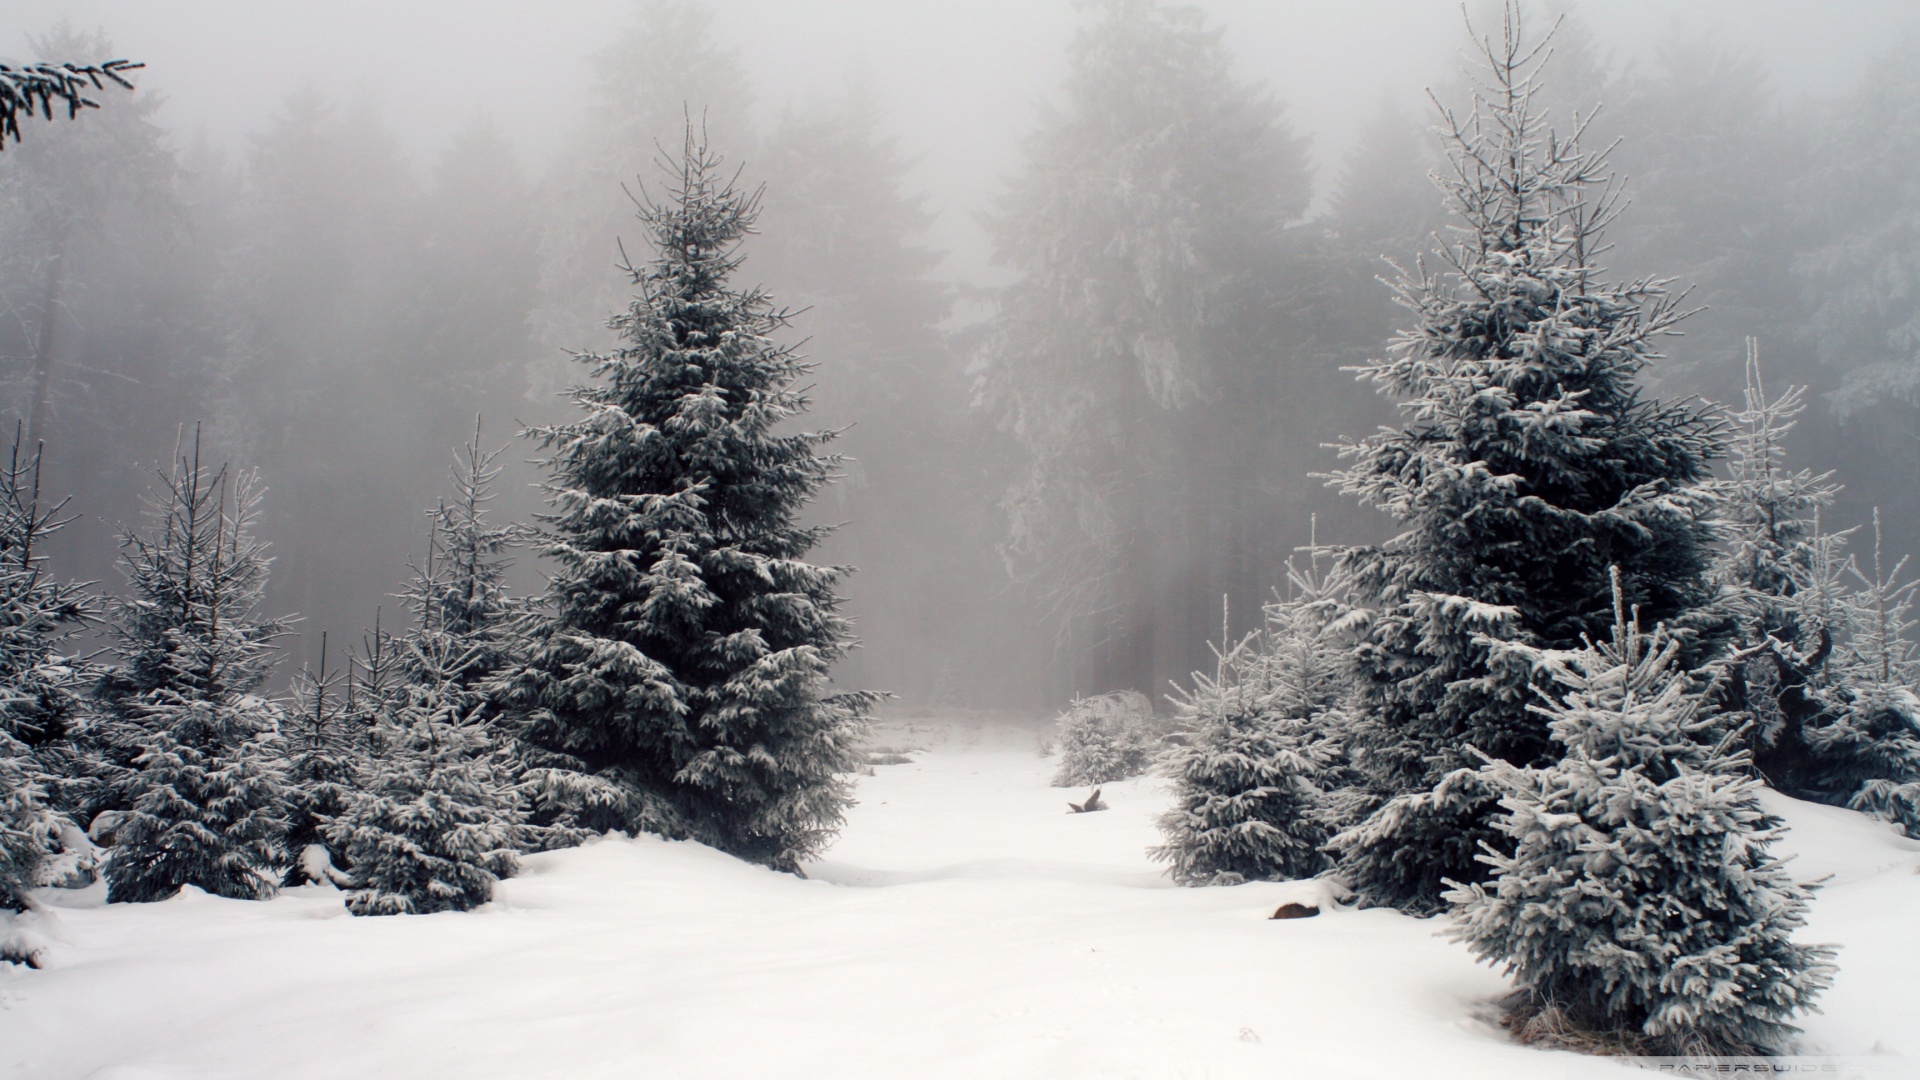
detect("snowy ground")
[4,712,1918,1079]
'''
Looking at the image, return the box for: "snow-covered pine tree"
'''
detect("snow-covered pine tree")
[1709,353,1920,831]
[329,550,523,915]
[1152,555,1355,885]
[330,664,521,915]
[1325,5,1723,913]
[1821,511,1920,833]
[1710,347,1856,794]
[0,430,97,915]
[1715,345,1841,621]
[95,434,291,903]
[1449,569,1836,1056]
[1052,690,1157,788]
[327,436,531,914]
[343,610,401,759]
[281,635,356,887]
[420,419,524,689]
[499,128,876,873]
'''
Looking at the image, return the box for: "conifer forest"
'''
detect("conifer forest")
[5,2,1920,1076]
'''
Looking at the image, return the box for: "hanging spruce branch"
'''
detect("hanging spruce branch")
[0,57,141,150]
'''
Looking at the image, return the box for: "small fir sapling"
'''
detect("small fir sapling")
[1448,569,1837,1056]
[1710,343,1854,793]
[329,634,523,916]
[95,435,292,903]
[329,486,527,915]
[1153,554,1354,886]
[1052,690,1158,787]
[1824,511,1920,833]
[343,610,401,759]
[0,429,98,918]
[281,634,357,887]
[1709,353,1920,830]
[499,127,876,872]
[418,418,526,698]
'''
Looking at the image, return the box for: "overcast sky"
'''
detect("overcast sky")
[7,0,1919,280]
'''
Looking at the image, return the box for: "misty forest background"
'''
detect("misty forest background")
[6,1,1920,712]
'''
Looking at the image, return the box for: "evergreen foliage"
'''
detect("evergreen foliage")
[1449,570,1837,1056]
[1711,354,1920,833]
[0,432,97,912]
[1326,765,1500,919]
[330,630,522,916]
[0,56,140,150]
[1052,690,1158,789]
[343,611,402,758]
[95,436,291,903]
[501,129,875,873]
[0,28,179,456]
[1152,556,1353,885]
[1326,6,1723,912]
[0,748,47,915]
[280,637,356,887]
[1824,513,1920,833]
[1710,351,1855,798]
[419,420,526,700]
[329,428,531,914]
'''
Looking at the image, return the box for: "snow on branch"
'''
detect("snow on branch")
[0,58,142,150]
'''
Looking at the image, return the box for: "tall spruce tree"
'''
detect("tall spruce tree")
[1449,570,1836,1055]
[94,435,291,902]
[500,130,875,873]
[0,431,96,916]
[972,0,1312,698]
[1326,6,1724,913]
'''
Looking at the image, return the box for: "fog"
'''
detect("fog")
[5,0,1920,710]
